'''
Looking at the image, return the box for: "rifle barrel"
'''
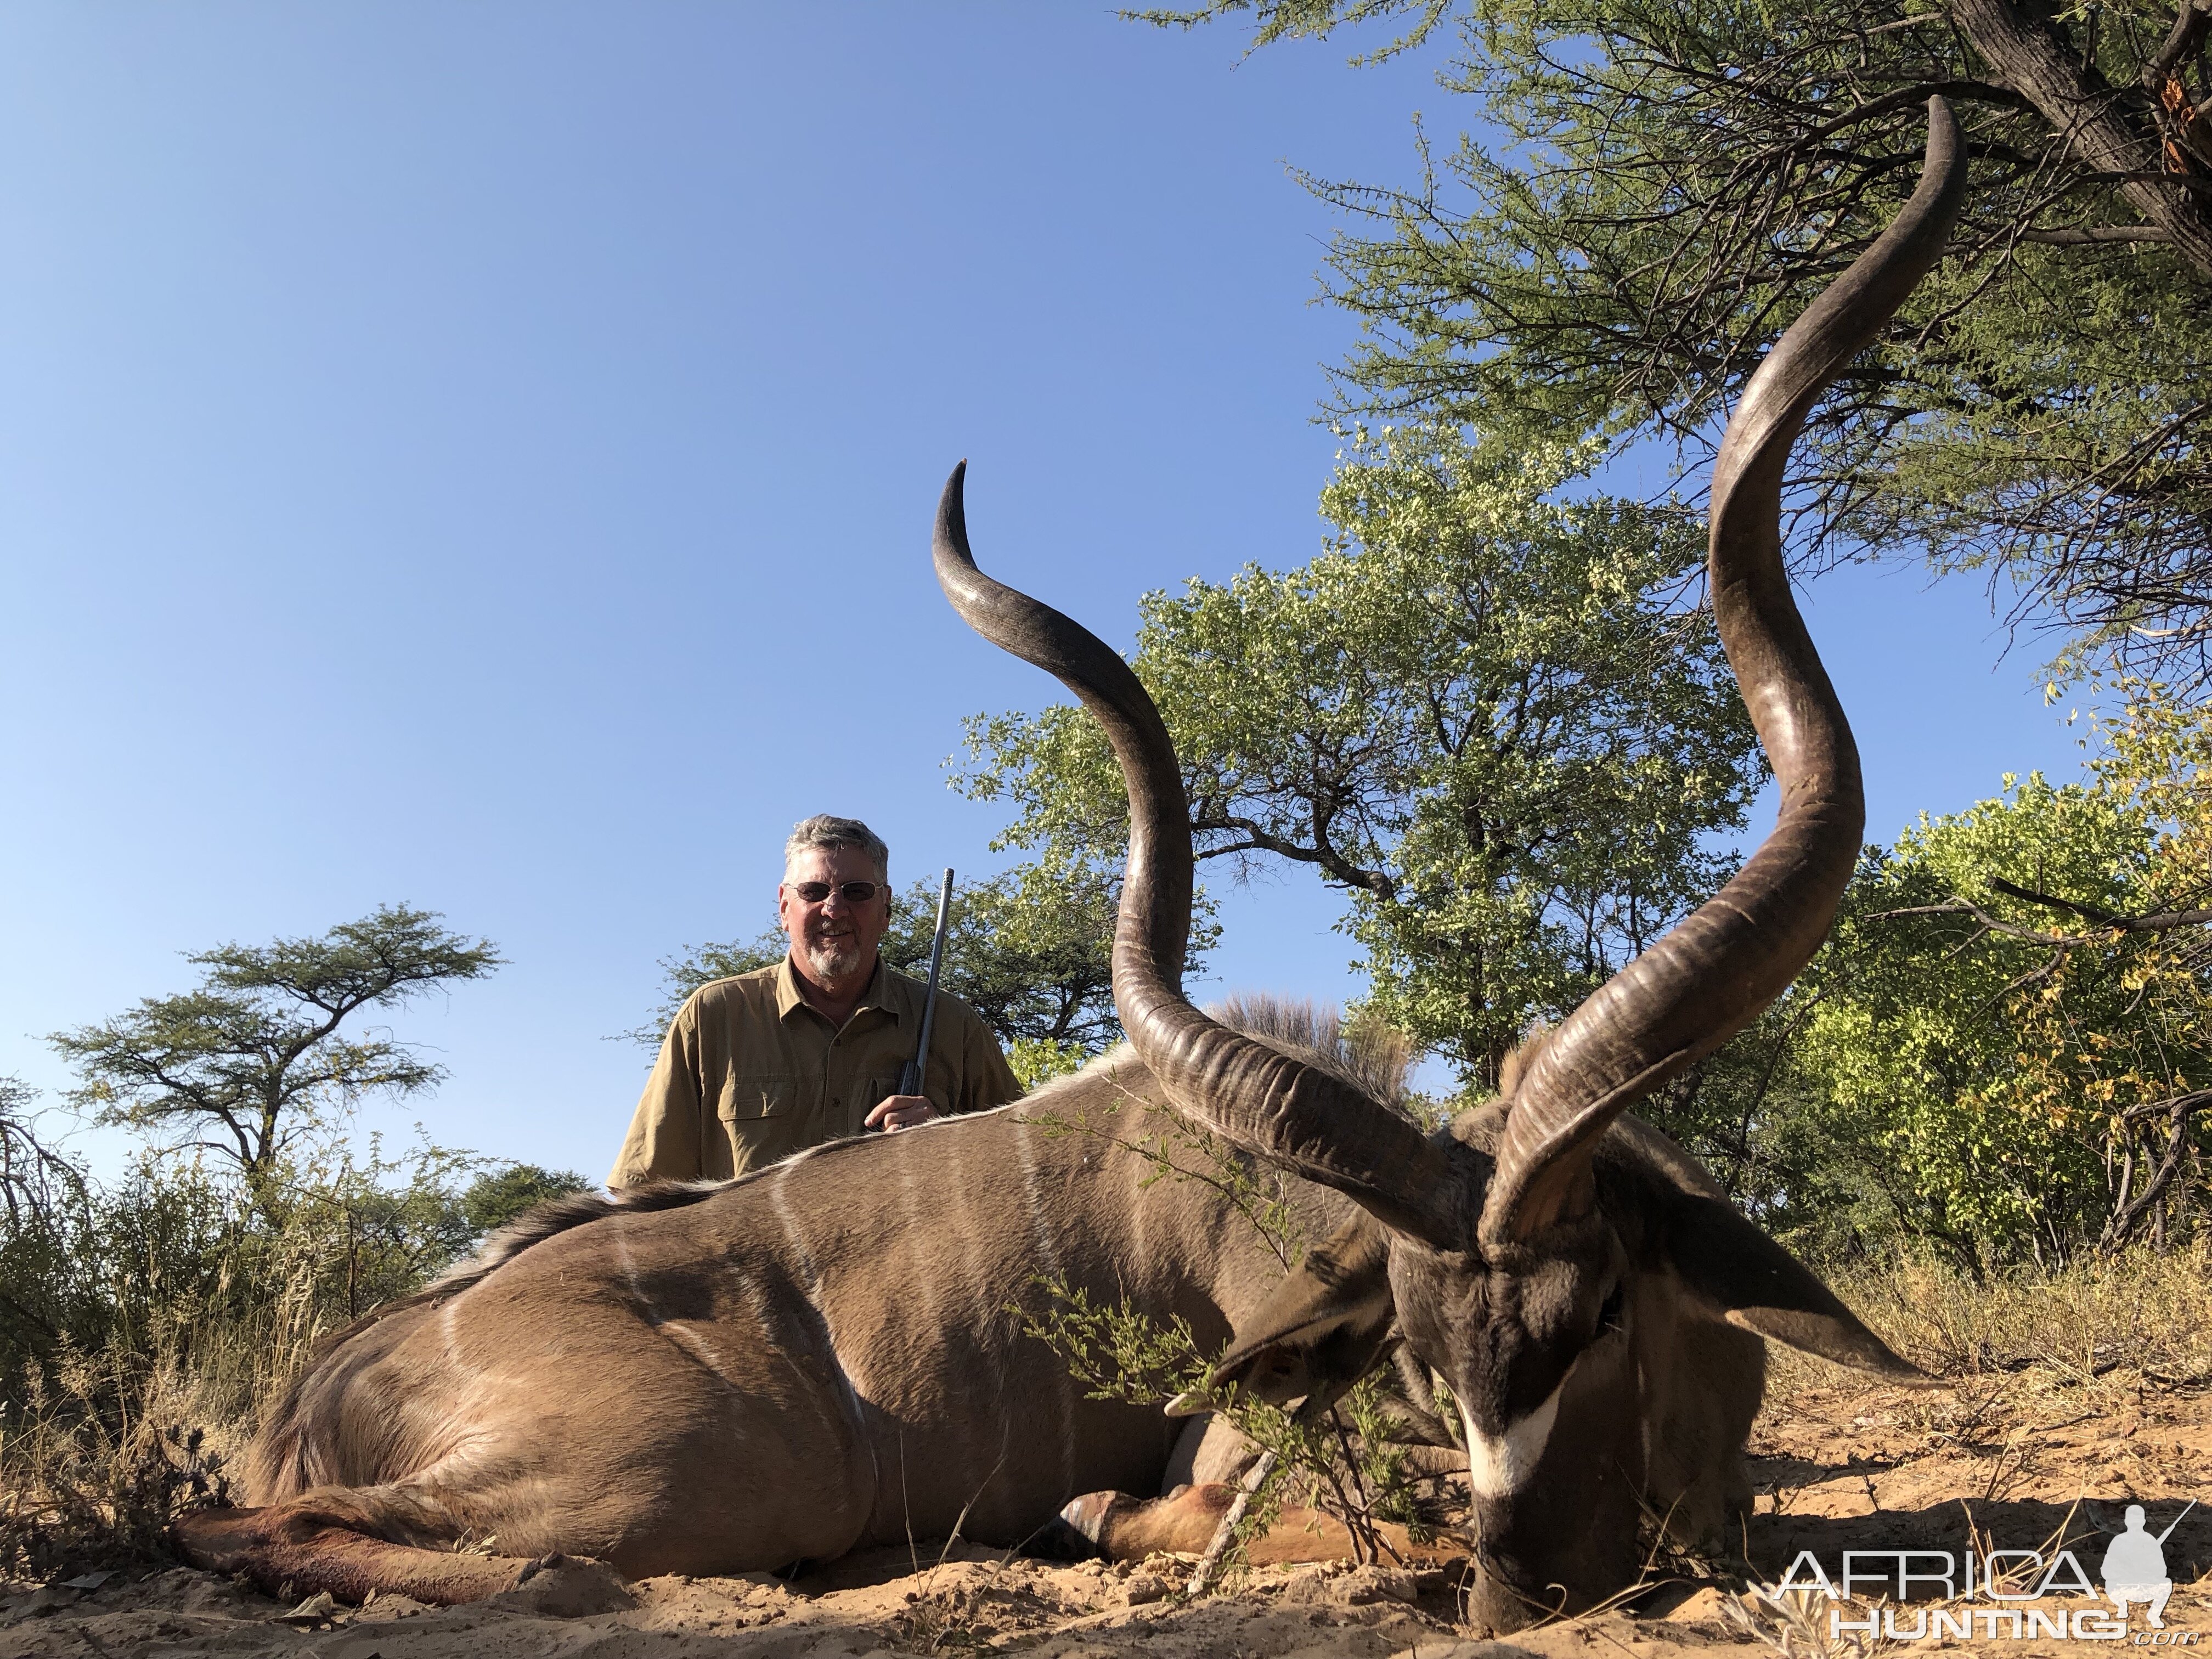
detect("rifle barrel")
[2157,1499,2196,1544]
[898,868,955,1101]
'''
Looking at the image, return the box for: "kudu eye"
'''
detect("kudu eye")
[1595,1283,1626,1339]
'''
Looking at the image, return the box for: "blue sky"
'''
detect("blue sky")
[0,5,2084,1182]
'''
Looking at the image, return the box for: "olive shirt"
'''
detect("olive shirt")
[607,957,1023,1187]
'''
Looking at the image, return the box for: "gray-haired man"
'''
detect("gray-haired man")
[609,815,1022,1187]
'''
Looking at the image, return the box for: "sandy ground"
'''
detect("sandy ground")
[7,1372,2210,1658]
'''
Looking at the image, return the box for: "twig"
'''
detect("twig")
[1187,1449,1276,1598]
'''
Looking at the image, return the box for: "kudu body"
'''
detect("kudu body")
[176,104,1963,1627]
[177,1052,1362,1594]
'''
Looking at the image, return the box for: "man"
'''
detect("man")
[609,815,1022,1187]
[2102,1503,2177,1628]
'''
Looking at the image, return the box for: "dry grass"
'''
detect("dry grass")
[1768,1241,2212,1415]
[1754,1242,2212,1528]
[0,1344,241,1578]
[0,1244,328,1578]
[0,1136,475,1582]
[1723,1587,1890,1659]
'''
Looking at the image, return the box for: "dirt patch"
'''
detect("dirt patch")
[7,1376,2211,1657]
[0,1553,1464,1659]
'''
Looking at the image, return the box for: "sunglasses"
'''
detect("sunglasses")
[786,880,885,904]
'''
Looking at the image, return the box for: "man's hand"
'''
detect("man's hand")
[865,1094,940,1133]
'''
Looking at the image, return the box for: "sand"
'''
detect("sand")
[6,1372,2209,1658]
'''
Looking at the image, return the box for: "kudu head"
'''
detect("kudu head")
[935,100,1965,1630]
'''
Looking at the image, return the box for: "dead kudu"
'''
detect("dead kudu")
[173,103,1963,1627]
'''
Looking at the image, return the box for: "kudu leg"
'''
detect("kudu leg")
[1060,1482,1465,1569]
[170,1502,635,1611]
[1161,1410,1259,1491]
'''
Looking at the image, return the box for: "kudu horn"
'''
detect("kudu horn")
[1480,98,1968,1247]
[933,100,1962,1256]
[933,468,1465,1244]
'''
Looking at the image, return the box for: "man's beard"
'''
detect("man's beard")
[799,936,869,983]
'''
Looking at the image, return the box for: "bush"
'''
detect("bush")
[1637,689,2212,1269]
[0,1124,589,1577]
[1018,1090,1441,1586]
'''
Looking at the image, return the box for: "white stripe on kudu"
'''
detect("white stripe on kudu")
[1462,1375,1565,1500]
[1014,1119,1077,1496]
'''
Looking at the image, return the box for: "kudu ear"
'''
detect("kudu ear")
[1664,1193,1936,1385]
[1173,1215,1397,1421]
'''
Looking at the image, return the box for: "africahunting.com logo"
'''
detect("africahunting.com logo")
[1759,1500,2197,1643]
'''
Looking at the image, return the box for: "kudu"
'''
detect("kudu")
[174,101,1962,1628]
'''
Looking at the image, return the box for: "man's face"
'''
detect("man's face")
[778,845,891,989]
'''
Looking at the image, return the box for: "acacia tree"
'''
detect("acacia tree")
[50,906,501,1187]
[1144,0,2212,692]
[959,428,1764,1088]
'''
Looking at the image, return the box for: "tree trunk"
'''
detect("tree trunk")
[1950,0,2212,281]
[2102,1092,2211,1248]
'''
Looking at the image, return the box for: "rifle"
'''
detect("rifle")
[896,868,955,1104]
[2156,1500,2196,1545]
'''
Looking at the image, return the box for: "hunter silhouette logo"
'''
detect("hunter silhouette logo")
[2106,1502,2194,1629]
[1763,1496,2198,1641]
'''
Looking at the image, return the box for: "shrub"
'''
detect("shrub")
[0,1124,589,1576]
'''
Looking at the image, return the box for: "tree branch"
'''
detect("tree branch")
[1947,0,2212,275]
[1191,811,1398,898]
[2148,0,2211,86]
[2104,1087,2212,1246]
[2015,224,2175,240]
[1988,875,2212,933]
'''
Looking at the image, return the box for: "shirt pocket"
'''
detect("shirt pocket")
[718,1074,800,1123]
